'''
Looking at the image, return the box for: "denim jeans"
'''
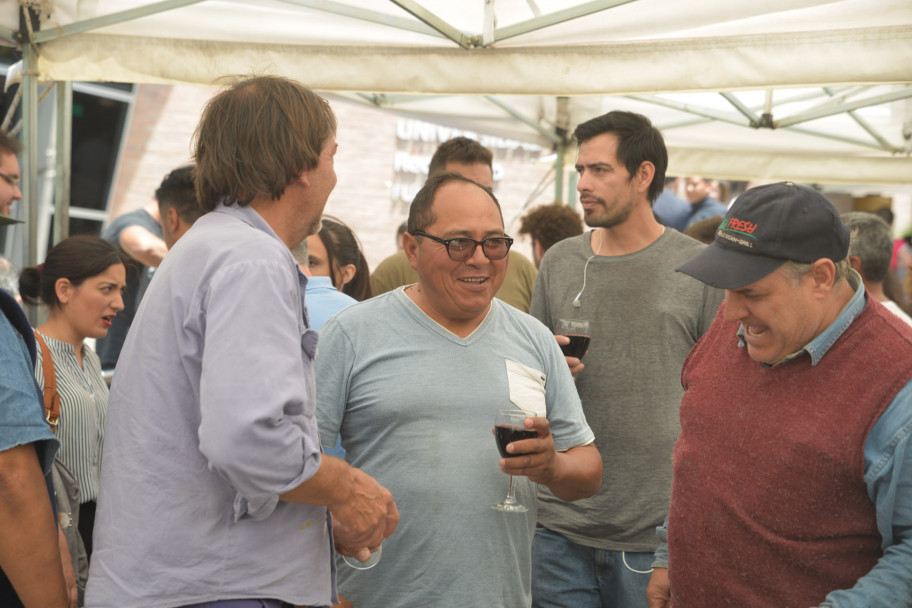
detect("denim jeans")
[531,526,653,608]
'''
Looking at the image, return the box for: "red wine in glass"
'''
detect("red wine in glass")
[557,319,591,360]
[559,335,591,359]
[495,425,538,458]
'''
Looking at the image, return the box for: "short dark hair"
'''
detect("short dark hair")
[318,216,372,301]
[842,211,893,282]
[19,235,129,308]
[0,130,22,157]
[573,111,667,204]
[428,137,493,177]
[156,165,203,225]
[408,172,502,235]
[192,75,336,211]
[518,203,584,251]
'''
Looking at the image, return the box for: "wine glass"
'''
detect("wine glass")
[557,318,591,360]
[493,409,536,513]
[342,545,382,570]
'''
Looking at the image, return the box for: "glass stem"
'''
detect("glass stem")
[505,475,518,505]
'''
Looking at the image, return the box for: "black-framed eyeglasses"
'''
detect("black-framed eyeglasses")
[413,231,513,261]
[0,172,19,188]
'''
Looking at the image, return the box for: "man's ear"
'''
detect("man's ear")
[403,232,420,271]
[809,258,837,292]
[166,207,181,233]
[848,255,863,274]
[635,161,656,196]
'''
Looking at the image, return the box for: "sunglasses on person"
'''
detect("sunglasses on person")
[412,231,513,261]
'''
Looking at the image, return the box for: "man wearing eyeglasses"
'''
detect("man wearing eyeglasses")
[0,136,22,219]
[315,171,602,608]
[0,129,73,607]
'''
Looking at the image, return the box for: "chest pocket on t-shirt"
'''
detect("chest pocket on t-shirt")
[505,360,546,417]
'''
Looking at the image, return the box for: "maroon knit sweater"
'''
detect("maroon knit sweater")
[668,297,912,608]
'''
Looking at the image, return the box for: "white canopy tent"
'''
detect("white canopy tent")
[1,0,912,266]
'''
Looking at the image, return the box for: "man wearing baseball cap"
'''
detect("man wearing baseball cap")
[646,182,912,607]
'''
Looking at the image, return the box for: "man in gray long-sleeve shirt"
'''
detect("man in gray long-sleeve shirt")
[86,76,398,608]
[529,111,722,608]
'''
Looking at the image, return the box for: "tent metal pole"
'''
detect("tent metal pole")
[567,165,578,208]
[720,92,760,125]
[626,94,751,128]
[388,0,473,48]
[554,144,564,203]
[483,96,561,144]
[777,87,912,128]
[278,0,438,38]
[495,0,638,43]
[54,81,72,244]
[20,5,40,324]
[823,87,894,151]
[33,0,205,43]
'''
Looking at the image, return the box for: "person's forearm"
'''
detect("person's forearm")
[279,453,353,506]
[0,445,69,607]
[817,537,912,608]
[119,227,167,268]
[542,443,603,501]
[281,453,398,553]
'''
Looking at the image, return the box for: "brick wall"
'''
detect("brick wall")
[109,84,557,269]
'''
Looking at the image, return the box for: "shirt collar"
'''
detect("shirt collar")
[212,198,281,240]
[736,268,866,367]
[213,198,311,305]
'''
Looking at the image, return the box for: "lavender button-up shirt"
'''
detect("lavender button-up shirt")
[86,202,334,607]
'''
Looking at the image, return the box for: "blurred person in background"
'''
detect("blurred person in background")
[310,216,372,302]
[681,215,724,245]
[652,177,689,231]
[371,136,538,312]
[683,176,727,228]
[517,203,584,268]
[156,165,204,249]
[842,211,912,326]
[95,194,166,370]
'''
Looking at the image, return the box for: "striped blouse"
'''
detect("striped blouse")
[34,331,108,503]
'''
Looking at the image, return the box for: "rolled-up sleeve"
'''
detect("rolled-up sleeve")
[197,259,322,521]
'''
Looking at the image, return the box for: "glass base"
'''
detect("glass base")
[492,501,528,513]
[342,545,382,569]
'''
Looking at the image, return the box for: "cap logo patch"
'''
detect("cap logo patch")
[717,228,755,249]
[723,217,758,236]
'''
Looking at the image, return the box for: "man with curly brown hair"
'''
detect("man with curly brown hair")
[518,203,584,268]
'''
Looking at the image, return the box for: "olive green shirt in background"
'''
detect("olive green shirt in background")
[370,249,538,313]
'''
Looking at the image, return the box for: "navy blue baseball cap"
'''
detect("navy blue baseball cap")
[676,181,849,289]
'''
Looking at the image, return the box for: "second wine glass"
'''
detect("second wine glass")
[557,318,591,360]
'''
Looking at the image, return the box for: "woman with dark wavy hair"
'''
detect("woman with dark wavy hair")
[19,234,129,562]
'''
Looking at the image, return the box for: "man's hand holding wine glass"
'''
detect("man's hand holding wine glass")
[498,414,602,502]
[327,465,399,563]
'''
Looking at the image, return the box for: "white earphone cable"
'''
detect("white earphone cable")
[572,229,603,308]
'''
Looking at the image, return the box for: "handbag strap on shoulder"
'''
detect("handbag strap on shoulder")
[33,330,60,433]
